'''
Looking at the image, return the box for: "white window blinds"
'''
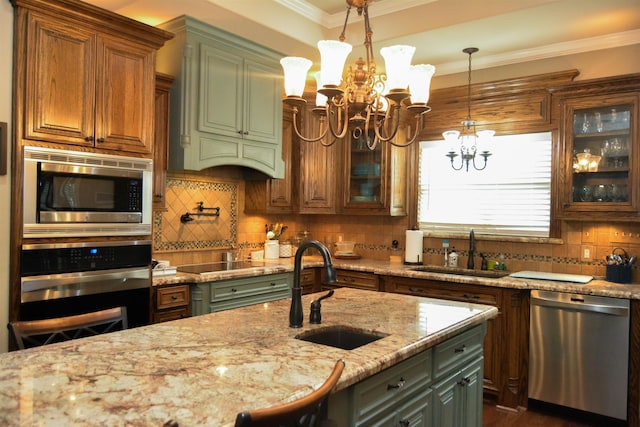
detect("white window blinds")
[418,132,552,237]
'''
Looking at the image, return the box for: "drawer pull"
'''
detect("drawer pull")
[171,295,178,301]
[231,288,237,293]
[454,344,466,353]
[408,287,424,293]
[399,420,410,427]
[270,282,276,287]
[463,294,480,300]
[457,377,471,386]
[387,377,405,391]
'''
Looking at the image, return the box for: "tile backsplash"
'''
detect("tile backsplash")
[153,171,639,282]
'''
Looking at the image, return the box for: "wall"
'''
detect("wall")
[156,45,640,284]
[1,1,13,353]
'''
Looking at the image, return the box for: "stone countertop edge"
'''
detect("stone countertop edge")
[154,256,640,300]
[0,287,497,427]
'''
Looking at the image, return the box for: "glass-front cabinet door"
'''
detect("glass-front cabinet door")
[559,93,638,220]
[342,129,387,211]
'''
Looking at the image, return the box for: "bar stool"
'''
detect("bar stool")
[234,359,345,427]
[8,306,128,350]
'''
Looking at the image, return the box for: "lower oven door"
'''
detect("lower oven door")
[21,267,150,303]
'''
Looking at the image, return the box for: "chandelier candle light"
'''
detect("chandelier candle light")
[280,0,435,150]
[444,47,494,172]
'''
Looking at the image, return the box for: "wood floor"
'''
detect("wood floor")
[483,399,627,427]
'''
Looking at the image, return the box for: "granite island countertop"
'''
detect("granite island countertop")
[154,257,640,300]
[0,288,498,427]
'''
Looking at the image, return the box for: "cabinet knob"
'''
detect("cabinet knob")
[454,344,466,353]
[398,420,410,427]
[231,288,237,293]
[97,137,105,143]
[84,136,94,142]
[171,295,178,300]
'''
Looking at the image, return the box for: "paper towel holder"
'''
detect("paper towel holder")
[404,228,424,265]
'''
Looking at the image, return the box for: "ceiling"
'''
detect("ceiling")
[84,0,639,76]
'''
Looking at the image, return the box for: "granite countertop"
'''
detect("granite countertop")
[0,288,497,426]
[154,257,640,300]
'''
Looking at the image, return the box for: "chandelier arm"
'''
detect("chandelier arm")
[327,100,350,140]
[388,114,423,147]
[472,155,488,171]
[371,105,402,143]
[291,107,330,143]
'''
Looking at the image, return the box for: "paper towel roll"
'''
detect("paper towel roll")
[405,230,423,264]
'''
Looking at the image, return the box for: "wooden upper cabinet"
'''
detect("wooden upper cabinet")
[153,73,175,210]
[13,0,173,155]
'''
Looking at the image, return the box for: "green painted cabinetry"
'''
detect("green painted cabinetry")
[156,16,285,178]
[190,273,292,315]
[328,323,486,427]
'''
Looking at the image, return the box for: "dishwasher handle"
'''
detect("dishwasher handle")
[531,294,629,316]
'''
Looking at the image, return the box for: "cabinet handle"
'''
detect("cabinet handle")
[387,377,406,390]
[408,287,425,294]
[463,294,480,300]
[270,282,276,287]
[237,130,249,135]
[563,202,570,208]
[398,420,410,427]
[171,295,178,300]
[231,288,237,293]
[243,131,249,135]
[457,377,471,386]
[97,137,105,143]
[84,136,94,142]
[454,344,466,353]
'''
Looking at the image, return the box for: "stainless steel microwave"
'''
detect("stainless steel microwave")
[23,146,153,238]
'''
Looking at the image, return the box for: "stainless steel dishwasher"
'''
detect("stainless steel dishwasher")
[529,290,630,420]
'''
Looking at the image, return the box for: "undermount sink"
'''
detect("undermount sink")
[409,265,510,278]
[295,326,388,350]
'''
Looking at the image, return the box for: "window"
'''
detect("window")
[418,132,552,237]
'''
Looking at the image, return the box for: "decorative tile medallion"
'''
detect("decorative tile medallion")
[154,176,237,252]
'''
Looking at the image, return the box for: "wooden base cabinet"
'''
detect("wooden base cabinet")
[153,284,191,323]
[328,324,486,427]
[382,276,529,410]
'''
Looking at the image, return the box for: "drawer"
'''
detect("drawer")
[156,285,190,310]
[388,277,499,307]
[211,289,291,312]
[352,349,432,423]
[433,324,485,378]
[154,307,190,323]
[211,273,291,302]
[334,270,379,291]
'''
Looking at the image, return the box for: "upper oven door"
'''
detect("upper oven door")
[23,146,153,238]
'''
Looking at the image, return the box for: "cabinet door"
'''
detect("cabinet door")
[432,357,483,427]
[96,36,155,153]
[265,111,294,211]
[24,13,96,147]
[198,44,244,139]
[558,93,639,219]
[244,58,281,144]
[299,106,338,213]
[153,73,174,210]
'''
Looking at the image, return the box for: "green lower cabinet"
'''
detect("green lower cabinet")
[327,323,486,427]
[190,273,292,315]
[432,356,484,427]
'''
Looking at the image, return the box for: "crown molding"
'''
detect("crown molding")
[435,29,640,76]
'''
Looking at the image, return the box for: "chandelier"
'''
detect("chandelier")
[444,47,494,171]
[279,0,435,150]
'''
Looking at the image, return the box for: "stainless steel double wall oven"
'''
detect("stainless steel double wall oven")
[18,146,154,327]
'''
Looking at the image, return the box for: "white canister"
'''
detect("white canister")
[279,241,292,258]
[264,240,280,259]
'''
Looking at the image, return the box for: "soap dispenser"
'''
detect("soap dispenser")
[448,247,458,268]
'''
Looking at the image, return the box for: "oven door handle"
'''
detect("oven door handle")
[21,267,150,303]
[531,294,629,316]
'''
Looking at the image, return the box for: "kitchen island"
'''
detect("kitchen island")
[0,288,497,426]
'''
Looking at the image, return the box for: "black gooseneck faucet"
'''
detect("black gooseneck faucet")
[290,240,336,328]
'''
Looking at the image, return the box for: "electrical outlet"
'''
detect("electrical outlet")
[581,245,593,261]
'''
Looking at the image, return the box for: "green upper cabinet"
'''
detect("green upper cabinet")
[156,16,285,178]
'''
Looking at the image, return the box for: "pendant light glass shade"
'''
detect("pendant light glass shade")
[408,64,436,104]
[280,57,312,97]
[380,45,415,90]
[314,71,327,107]
[317,40,352,87]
